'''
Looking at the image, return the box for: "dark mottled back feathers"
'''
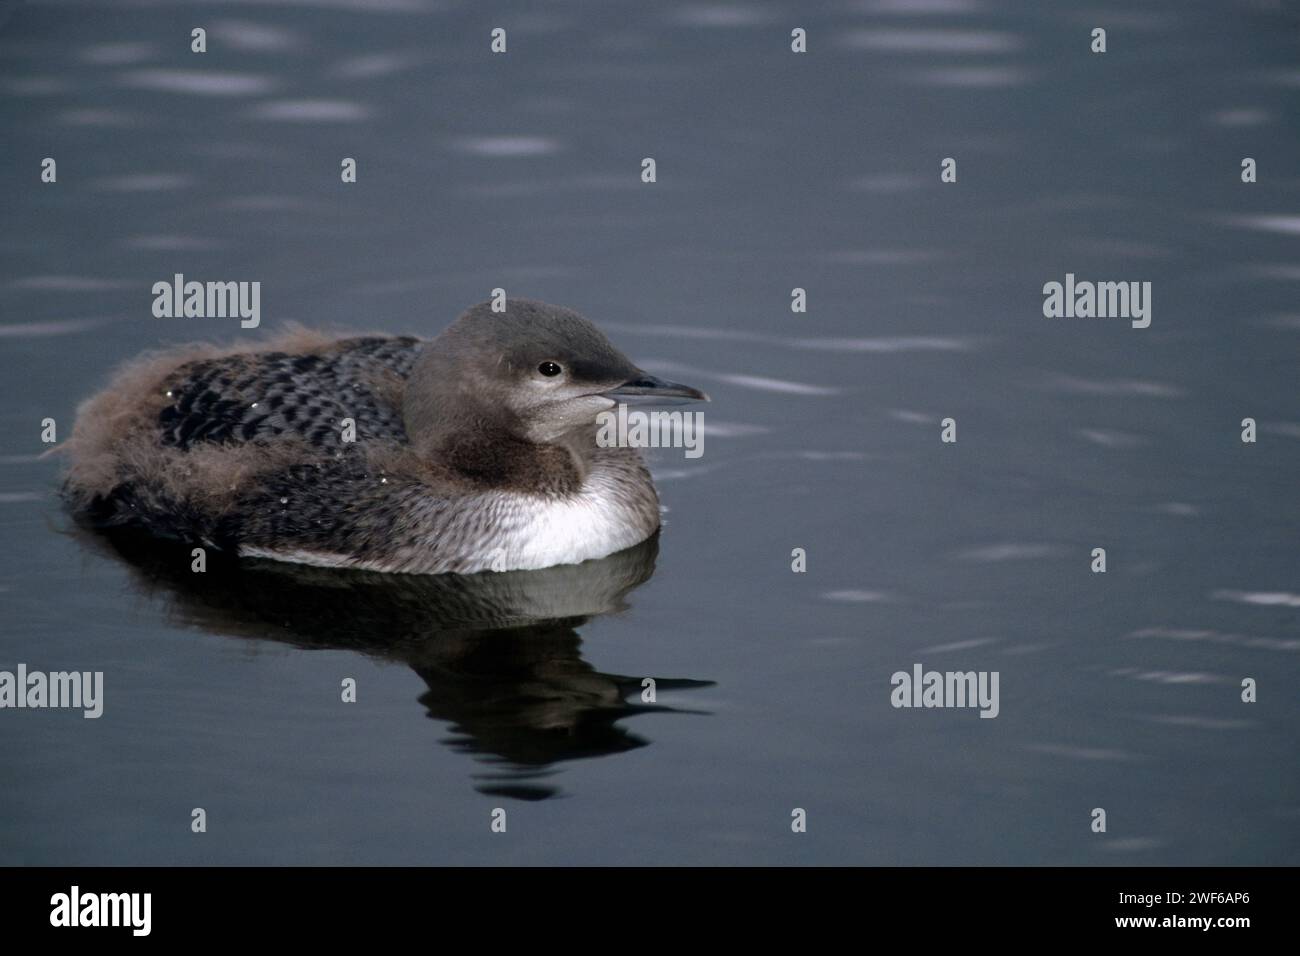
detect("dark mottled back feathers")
[158,336,420,450]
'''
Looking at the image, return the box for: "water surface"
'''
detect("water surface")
[1,0,1297,864]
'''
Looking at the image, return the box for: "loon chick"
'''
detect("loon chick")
[61,299,708,574]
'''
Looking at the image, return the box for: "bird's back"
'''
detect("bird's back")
[63,334,426,549]
[158,335,421,451]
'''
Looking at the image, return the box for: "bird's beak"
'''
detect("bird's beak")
[601,373,710,403]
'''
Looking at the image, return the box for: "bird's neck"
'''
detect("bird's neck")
[425,417,594,496]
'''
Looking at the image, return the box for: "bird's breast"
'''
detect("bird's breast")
[469,465,660,572]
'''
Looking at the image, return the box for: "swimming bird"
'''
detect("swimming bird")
[61,299,708,574]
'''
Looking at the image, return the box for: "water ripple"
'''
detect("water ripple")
[1040,374,1183,398]
[1110,668,1225,685]
[249,99,370,121]
[919,638,998,653]
[452,135,562,157]
[714,373,839,396]
[334,51,423,78]
[211,20,303,52]
[840,28,1022,53]
[1211,590,1300,608]
[1209,108,1270,127]
[1226,214,1300,236]
[9,276,132,291]
[853,0,982,12]
[794,335,973,353]
[699,421,768,438]
[0,319,108,338]
[602,322,976,353]
[1130,626,1300,652]
[1077,428,1147,448]
[120,69,276,96]
[823,589,893,603]
[912,66,1031,88]
[671,4,776,28]
[95,173,194,192]
[639,360,841,396]
[1029,743,1141,761]
[955,543,1064,562]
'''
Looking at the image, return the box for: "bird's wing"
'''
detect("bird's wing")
[157,336,421,450]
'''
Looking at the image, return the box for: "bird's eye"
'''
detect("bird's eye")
[538,361,563,377]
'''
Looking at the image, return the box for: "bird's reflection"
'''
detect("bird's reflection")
[84,529,713,800]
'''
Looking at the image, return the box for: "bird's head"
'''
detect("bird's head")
[405,299,708,449]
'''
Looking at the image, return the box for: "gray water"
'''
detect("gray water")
[1,0,1297,865]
